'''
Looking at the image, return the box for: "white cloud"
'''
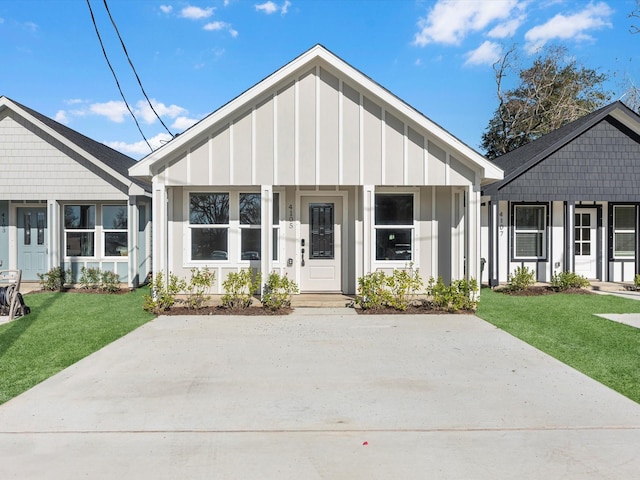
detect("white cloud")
[488,16,524,39]
[255,1,290,15]
[171,116,200,131]
[180,5,215,20]
[464,40,502,66]
[413,0,524,46]
[159,5,173,14]
[524,1,613,54]
[255,1,278,14]
[135,100,186,125]
[54,110,69,124]
[106,133,174,157]
[90,101,129,123]
[204,20,238,37]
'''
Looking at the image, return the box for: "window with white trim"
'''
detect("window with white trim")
[613,205,635,258]
[64,205,96,257]
[103,205,128,257]
[239,193,261,261]
[513,205,546,259]
[375,194,414,261]
[189,193,229,261]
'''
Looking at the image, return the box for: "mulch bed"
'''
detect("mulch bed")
[355,305,476,315]
[161,305,294,316]
[496,286,593,296]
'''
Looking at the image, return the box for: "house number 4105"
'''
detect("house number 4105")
[289,204,294,228]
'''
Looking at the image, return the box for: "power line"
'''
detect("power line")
[86,0,153,152]
[102,0,174,137]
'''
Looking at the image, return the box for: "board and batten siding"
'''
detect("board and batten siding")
[0,111,128,200]
[160,63,476,188]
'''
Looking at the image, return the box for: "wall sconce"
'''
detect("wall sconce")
[1,213,5,233]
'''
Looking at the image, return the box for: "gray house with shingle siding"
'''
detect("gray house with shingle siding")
[0,96,151,287]
[481,101,640,285]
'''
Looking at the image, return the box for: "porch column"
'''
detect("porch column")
[152,179,167,285]
[47,199,59,272]
[260,185,273,292]
[488,200,499,287]
[564,201,575,272]
[127,197,139,288]
[466,183,481,283]
[634,203,640,275]
[362,185,374,275]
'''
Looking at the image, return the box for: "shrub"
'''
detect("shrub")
[507,266,536,291]
[79,267,101,289]
[38,266,72,291]
[551,271,590,291]
[356,270,391,310]
[261,271,299,310]
[635,274,640,290]
[221,268,261,310]
[100,270,122,293]
[386,266,423,311]
[425,276,479,312]
[183,267,215,310]
[142,271,186,313]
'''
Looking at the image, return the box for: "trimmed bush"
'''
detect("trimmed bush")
[261,271,299,310]
[507,266,536,291]
[221,268,261,310]
[425,276,479,312]
[38,267,72,291]
[551,271,590,291]
[356,270,392,310]
[182,267,215,310]
[143,271,186,313]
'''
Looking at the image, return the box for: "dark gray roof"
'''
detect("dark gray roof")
[483,101,640,199]
[2,97,150,193]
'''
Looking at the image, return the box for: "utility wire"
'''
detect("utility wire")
[86,0,153,152]
[102,0,174,137]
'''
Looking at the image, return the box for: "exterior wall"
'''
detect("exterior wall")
[159,63,478,190]
[0,201,8,270]
[0,112,128,201]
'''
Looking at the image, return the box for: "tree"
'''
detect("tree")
[481,45,611,160]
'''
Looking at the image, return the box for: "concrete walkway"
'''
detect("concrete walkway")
[1,310,640,479]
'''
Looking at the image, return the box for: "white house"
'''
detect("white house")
[0,96,152,287]
[130,45,503,294]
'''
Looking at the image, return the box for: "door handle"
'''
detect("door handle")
[301,247,305,267]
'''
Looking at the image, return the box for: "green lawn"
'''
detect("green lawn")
[477,288,640,403]
[0,288,155,404]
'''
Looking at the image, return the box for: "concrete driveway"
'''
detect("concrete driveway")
[1,308,639,479]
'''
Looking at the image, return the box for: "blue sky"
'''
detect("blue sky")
[1,0,639,159]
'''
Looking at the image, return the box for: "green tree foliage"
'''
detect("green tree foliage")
[481,45,611,160]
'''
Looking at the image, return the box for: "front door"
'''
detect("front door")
[574,208,597,279]
[17,207,48,281]
[300,196,342,292]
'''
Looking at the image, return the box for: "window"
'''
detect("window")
[375,194,413,261]
[103,205,128,257]
[65,205,96,256]
[240,193,261,261]
[513,205,546,259]
[189,193,229,260]
[613,205,635,258]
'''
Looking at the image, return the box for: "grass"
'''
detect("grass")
[477,288,640,403]
[0,288,155,405]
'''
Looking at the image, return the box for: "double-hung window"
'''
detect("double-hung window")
[513,205,546,259]
[613,205,636,258]
[64,205,96,257]
[375,194,414,261]
[103,205,128,257]
[239,193,261,261]
[189,193,229,260]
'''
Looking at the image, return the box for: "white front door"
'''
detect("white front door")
[574,208,597,279]
[300,196,342,292]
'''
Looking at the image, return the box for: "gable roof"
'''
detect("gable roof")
[0,96,150,195]
[130,44,502,183]
[484,101,640,196]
